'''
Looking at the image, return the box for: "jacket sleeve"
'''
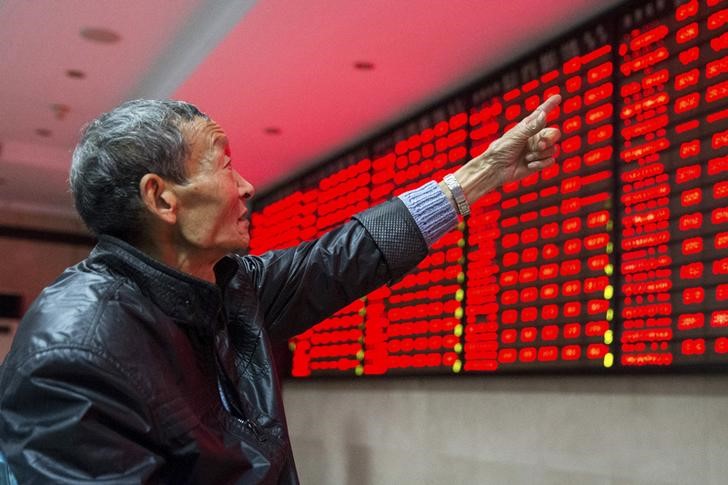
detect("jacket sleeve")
[242,198,429,342]
[0,348,163,484]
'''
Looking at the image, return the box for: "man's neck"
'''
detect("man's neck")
[136,238,219,284]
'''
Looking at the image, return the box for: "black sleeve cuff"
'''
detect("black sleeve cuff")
[352,198,428,282]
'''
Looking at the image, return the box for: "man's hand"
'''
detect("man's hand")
[444,94,562,207]
[489,94,562,184]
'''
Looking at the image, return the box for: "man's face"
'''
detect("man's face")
[171,118,255,258]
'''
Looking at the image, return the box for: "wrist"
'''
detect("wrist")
[438,180,458,212]
[442,174,470,217]
[454,154,503,203]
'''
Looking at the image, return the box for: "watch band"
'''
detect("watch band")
[443,174,470,217]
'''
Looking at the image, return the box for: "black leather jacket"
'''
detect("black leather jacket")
[0,199,427,484]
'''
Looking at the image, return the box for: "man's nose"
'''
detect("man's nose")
[236,171,255,200]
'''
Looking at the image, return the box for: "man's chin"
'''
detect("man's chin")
[228,236,250,255]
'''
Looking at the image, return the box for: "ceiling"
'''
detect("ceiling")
[0,0,625,220]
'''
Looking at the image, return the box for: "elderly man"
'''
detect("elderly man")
[0,95,560,483]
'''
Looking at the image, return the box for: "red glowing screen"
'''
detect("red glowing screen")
[250,0,728,377]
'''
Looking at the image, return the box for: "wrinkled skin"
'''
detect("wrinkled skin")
[450,94,562,204]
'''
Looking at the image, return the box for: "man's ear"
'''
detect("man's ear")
[139,173,178,225]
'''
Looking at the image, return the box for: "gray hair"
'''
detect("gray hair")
[70,99,208,241]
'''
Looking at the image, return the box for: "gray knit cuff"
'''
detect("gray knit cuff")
[398,181,458,247]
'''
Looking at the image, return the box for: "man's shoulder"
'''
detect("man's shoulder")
[42,255,124,298]
[7,258,144,366]
[29,257,127,322]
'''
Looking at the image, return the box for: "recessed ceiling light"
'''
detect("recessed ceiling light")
[51,103,70,120]
[354,61,375,71]
[80,27,121,44]
[35,128,52,137]
[264,127,282,135]
[66,69,86,79]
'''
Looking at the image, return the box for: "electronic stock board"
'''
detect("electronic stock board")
[249,0,728,377]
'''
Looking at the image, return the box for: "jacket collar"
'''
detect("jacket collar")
[92,235,239,330]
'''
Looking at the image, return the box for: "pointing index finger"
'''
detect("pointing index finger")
[520,94,562,135]
[538,94,562,117]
